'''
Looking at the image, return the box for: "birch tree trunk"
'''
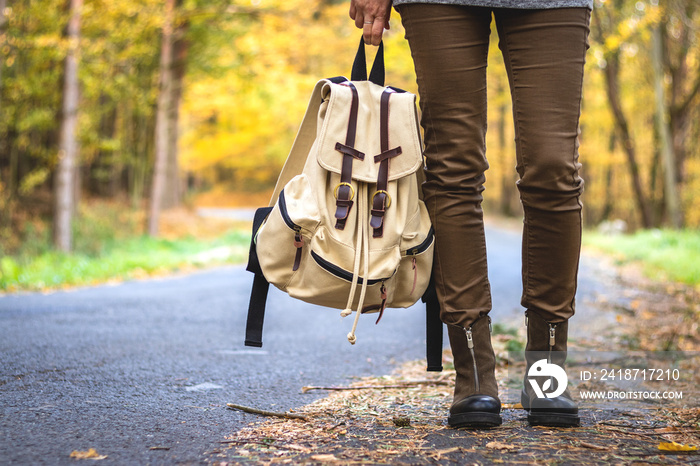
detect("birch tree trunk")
[53,0,82,252]
[148,0,175,236]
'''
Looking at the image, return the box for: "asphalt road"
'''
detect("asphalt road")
[0,222,620,465]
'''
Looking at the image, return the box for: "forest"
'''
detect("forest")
[1,0,699,255]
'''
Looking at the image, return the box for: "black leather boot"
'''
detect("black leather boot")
[521,311,580,427]
[447,316,501,428]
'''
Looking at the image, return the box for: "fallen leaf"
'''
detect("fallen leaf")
[69,449,107,460]
[486,441,517,451]
[658,441,698,452]
[502,402,523,409]
[311,454,339,461]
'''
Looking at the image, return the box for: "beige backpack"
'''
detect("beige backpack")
[245,40,440,355]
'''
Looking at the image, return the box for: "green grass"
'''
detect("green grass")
[0,230,250,292]
[1,199,254,293]
[583,228,700,286]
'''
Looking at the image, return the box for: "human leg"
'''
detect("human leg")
[398,3,500,428]
[495,6,591,427]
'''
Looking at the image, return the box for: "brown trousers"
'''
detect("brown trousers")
[397,5,591,327]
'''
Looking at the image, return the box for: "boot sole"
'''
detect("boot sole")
[448,412,502,428]
[527,411,580,427]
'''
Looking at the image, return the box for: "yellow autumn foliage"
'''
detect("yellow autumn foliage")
[179,0,416,191]
[177,0,700,227]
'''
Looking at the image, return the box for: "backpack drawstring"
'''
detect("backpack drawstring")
[341,184,370,345]
[340,185,363,320]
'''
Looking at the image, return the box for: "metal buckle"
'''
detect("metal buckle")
[372,190,391,208]
[334,182,355,200]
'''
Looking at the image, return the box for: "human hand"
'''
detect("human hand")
[349,0,392,46]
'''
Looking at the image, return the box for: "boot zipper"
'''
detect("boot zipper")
[547,323,557,393]
[464,326,479,392]
[548,324,556,364]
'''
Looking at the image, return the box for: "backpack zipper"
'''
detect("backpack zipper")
[403,227,434,294]
[403,227,434,257]
[278,190,301,232]
[310,250,388,285]
[278,190,304,271]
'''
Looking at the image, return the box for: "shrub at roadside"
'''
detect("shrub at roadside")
[583,229,700,286]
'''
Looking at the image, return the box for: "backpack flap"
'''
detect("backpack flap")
[315,80,423,183]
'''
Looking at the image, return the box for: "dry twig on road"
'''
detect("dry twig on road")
[301,380,449,393]
[226,403,309,421]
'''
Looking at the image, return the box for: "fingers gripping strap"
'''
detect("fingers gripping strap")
[335,82,362,230]
[371,89,402,238]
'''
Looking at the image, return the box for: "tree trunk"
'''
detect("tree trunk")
[2,0,11,223]
[651,25,682,228]
[495,78,516,217]
[0,0,7,113]
[602,52,653,228]
[53,0,82,252]
[163,22,188,209]
[599,133,616,222]
[148,0,175,236]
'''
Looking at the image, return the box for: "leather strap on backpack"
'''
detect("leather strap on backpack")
[370,89,402,238]
[334,82,363,230]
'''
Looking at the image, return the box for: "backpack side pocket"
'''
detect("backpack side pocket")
[257,174,321,290]
[390,202,435,308]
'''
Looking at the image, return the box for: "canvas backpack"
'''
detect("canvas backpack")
[244,39,443,370]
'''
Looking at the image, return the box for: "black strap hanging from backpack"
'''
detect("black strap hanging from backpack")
[244,207,273,348]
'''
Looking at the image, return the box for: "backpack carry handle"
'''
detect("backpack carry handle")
[351,37,385,86]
